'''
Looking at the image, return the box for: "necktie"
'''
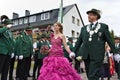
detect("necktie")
[90,23,94,29]
[115,44,118,48]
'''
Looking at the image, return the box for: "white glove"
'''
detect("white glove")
[76,56,82,61]
[16,56,18,59]
[11,53,14,58]
[49,45,52,47]
[69,52,75,59]
[19,55,23,60]
[7,24,12,28]
[31,55,33,59]
[114,54,120,63]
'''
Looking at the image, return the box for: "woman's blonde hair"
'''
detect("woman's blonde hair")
[54,22,63,33]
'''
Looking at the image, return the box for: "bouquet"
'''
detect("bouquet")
[40,45,50,54]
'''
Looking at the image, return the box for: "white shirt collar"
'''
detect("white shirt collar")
[93,21,98,25]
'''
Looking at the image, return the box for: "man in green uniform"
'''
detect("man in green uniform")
[0,15,14,80]
[37,34,49,78]
[32,35,42,80]
[15,29,33,80]
[74,9,117,80]
[25,28,33,77]
[114,37,120,80]
[64,37,73,62]
[9,36,16,80]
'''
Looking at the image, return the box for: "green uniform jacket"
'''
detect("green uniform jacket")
[12,38,16,55]
[74,23,116,60]
[64,42,74,57]
[0,27,14,55]
[15,32,33,57]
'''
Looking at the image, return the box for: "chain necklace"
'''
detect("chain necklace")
[87,23,101,41]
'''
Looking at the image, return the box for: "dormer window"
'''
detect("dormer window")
[41,12,50,20]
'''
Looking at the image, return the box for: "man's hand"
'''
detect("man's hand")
[19,55,23,60]
[76,56,82,61]
[11,53,14,58]
[114,54,120,63]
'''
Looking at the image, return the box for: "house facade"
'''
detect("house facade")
[12,4,84,39]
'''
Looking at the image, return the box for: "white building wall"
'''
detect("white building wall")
[62,5,84,39]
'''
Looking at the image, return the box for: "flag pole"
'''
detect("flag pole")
[58,0,63,23]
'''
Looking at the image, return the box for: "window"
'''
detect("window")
[72,16,75,24]
[24,17,28,24]
[77,19,80,26]
[41,14,44,20]
[41,12,50,20]
[72,30,75,37]
[13,20,18,26]
[45,13,50,19]
[29,15,36,23]
[19,19,23,25]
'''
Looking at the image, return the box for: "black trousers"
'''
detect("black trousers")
[115,61,120,79]
[32,54,39,78]
[9,57,15,80]
[16,58,28,80]
[75,58,80,73]
[83,56,103,80]
[26,56,31,77]
[0,54,11,80]
[37,59,43,78]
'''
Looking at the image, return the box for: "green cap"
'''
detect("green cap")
[37,35,42,40]
[114,37,120,40]
[86,8,101,19]
[41,33,47,38]
[25,26,32,30]
[1,19,13,25]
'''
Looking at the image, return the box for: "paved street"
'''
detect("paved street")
[11,70,118,80]
[80,73,118,80]
[10,61,118,80]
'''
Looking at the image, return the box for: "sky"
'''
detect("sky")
[0,0,120,36]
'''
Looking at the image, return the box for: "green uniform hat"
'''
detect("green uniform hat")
[41,33,47,38]
[1,19,13,25]
[37,35,42,40]
[25,26,32,30]
[1,15,13,25]
[86,8,101,19]
[114,37,120,40]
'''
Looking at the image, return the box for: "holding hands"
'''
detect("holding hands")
[69,52,75,59]
[76,56,82,61]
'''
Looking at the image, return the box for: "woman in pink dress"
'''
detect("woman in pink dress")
[38,22,82,80]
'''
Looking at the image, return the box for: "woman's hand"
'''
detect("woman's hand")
[69,52,75,59]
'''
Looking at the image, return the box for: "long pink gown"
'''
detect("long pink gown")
[38,34,82,80]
